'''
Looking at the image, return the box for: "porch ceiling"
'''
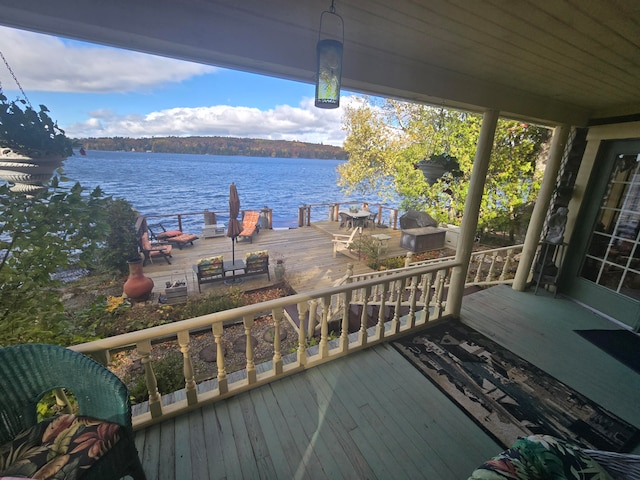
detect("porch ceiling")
[0,0,638,126]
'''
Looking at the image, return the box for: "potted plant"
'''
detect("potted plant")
[0,92,73,194]
[274,257,286,281]
[416,153,462,185]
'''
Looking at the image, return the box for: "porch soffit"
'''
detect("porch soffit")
[0,0,639,126]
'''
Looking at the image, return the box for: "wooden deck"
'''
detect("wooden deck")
[132,286,640,479]
[141,222,410,296]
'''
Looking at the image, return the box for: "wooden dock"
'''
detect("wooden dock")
[141,222,409,296]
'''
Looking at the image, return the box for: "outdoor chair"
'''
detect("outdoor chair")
[244,250,270,280]
[0,343,146,480]
[338,212,352,229]
[238,211,261,243]
[366,212,378,229]
[148,222,182,241]
[332,226,362,257]
[193,255,225,292]
[148,223,199,249]
[139,231,172,265]
[469,434,640,480]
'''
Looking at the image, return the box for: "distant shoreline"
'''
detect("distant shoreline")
[75,135,347,160]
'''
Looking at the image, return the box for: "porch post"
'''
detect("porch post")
[445,110,499,317]
[513,124,570,291]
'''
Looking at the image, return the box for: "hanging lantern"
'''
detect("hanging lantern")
[315,1,344,109]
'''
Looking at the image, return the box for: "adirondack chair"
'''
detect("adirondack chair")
[238,211,261,243]
[332,226,362,257]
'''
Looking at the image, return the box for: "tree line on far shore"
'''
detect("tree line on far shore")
[76,135,348,160]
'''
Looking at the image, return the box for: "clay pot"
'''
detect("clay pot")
[123,257,154,301]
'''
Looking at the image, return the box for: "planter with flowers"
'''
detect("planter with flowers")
[0,92,73,194]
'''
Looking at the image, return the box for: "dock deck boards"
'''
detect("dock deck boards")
[133,286,640,479]
[142,222,412,296]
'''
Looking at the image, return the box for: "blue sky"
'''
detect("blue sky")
[0,26,356,146]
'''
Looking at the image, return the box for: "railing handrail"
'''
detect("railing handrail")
[408,243,524,267]
[71,259,458,356]
[336,243,524,288]
[69,259,458,430]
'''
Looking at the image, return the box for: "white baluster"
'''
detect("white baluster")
[243,315,256,384]
[137,339,162,418]
[212,323,228,394]
[177,330,197,405]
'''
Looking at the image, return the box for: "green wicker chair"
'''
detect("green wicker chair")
[0,344,146,480]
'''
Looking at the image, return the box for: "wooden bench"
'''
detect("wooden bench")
[193,251,270,292]
[242,250,270,280]
[193,255,225,292]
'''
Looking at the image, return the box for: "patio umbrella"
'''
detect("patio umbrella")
[227,182,243,282]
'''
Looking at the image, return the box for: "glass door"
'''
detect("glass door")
[562,139,640,331]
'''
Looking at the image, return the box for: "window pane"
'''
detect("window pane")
[598,264,624,290]
[580,153,640,300]
[621,271,640,300]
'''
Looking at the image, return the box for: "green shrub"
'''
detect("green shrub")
[179,288,246,319]
[97,198,139,275]
[127,352,184,404]
[348,234,381,269]
[381,256,406,270]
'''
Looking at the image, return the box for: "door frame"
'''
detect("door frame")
[561,138,640,331]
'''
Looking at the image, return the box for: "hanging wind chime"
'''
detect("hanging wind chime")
[315,0,344,109]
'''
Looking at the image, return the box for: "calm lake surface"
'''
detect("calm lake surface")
[60,150,388,231]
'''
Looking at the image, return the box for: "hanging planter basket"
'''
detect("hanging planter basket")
[416,154,462,185]
[0,147,66,193]
[1,50,72,194]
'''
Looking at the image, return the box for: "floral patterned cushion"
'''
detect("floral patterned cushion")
[468,435,613,480]
[0,414,122,480]
[245,250,268,272]
[197,256,224,274]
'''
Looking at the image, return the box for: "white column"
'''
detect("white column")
[445,110,499,317]
[513,124,570,291]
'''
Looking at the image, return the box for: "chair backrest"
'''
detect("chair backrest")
[0,344,131,445]
[245,250,269,272]
[140,232,153,250]
[243,211,260,227]
[197,256,224,275]
[347,227,361,243]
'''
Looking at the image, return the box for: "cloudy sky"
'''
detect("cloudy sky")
[0,26,357,146]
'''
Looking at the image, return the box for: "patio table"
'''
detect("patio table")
[339,210,371,229]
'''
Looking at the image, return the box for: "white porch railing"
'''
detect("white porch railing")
[405,243,524,287]
[70,260,458,430]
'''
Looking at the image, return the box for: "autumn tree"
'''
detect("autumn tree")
[338,98,550,240]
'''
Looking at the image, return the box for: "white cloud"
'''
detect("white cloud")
[68,96,357,146]
[0,26,353,146]
[0,26,215,92]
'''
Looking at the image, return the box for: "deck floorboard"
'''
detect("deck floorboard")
[131,257,640,478]
[140,222,414,296]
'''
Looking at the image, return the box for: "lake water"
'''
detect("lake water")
[59,150,389,232]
